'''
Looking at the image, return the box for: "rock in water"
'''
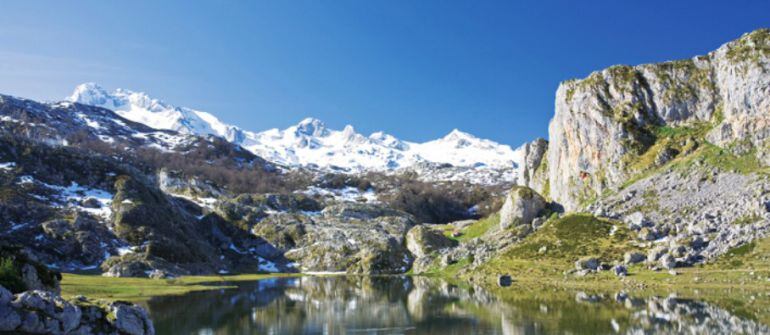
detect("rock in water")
[499,186,547,230]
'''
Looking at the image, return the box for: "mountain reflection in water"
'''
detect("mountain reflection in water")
[144,276,769,335]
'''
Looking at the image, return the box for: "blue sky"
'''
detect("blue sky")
[0,1,768,146]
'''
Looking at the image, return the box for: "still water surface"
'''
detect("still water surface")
[145,276,769,334]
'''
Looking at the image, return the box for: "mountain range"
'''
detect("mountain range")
[68,83,523,177]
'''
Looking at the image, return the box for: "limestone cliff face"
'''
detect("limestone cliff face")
[547,29,770,211]
[518,138,548,194]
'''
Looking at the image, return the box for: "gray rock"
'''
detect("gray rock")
[624,252,646,265]
[613,264,628,277]
[0,286,12,305]
[0,305,21,331]
[405,225,456,258]
[638,227,657,241]
[660,254,676,270]
[110,302,155,335]
[499,186,547,230]
[647,246,669,263]
[575,257,600,271]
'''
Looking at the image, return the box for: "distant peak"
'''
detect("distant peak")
[68,82,110,104]
[442,128,474,141]
[295,117,328,137]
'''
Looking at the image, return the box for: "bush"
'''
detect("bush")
[0,257,25,293]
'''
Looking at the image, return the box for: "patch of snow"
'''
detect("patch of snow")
[0,162,16,171]
[171,193,218,209]
[18,175,34,184]
[301,186,378,203]
[258,257,279,273]
[117,246,136,256]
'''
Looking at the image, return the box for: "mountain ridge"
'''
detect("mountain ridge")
[67,83,524,179]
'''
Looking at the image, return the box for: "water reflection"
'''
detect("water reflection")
[145,276,769,335]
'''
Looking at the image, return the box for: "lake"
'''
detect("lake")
[144,276,769,334]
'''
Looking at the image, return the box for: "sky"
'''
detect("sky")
[0,1,768,146]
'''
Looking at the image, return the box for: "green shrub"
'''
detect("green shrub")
[0,257,25,293]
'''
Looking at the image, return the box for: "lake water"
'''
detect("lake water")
[144,276,769,335]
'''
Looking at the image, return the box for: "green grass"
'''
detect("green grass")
[445,214,499,242]
[475,213,640,279]
[61,273,299,302]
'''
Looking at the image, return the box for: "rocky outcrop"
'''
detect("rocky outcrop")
[547,29,770,211]
[253,203,416,274]
[499,186,547,229]
[405,226,456,258]
[0,246,61,294]
[0,285,154,335]
[517,138,548,194]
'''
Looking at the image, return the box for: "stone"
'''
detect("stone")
[80,197,102,208]
[0,305,21,331]
[0,286,12,305]
[660,254,676,270]
[499,186,547,230]
[575,257,600,271]
[623,252,646,265]
[110,302,155,335]
[405,225,457,258]
[637,227,657,241]
[497,275,512,287]
[613,264,627,277]
[647,246,669,263]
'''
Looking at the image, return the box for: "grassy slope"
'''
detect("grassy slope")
[61,273,299,302]
[449,212,770,324]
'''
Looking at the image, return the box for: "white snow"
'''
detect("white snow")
[0,162,16,171]
[301,186,378,203]
[18,176,114,220]
[18,175,34,184]
[258,257,279,273]
[67,83,525,184]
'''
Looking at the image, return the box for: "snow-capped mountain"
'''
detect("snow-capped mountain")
[68,83,524,181]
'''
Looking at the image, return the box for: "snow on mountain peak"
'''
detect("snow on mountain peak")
[66,83,524,183]
[294,117,328,137]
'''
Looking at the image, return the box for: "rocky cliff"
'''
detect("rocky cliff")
[546,29,770,211]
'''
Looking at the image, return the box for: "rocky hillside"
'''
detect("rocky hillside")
[529,29,770,211]
[411,29,770,279]
[0,90,504,278]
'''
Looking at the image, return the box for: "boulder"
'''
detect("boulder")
[613,264,628,277]
[575,257,600,271]
[497,275,512,287]
[0,305,20,331]
[405,226,457,258]
[623,252,646,265]
[0,285,154,335]
[637,227,657,241]
[499,186,547,230]
[647,246,669,263]
[109,302,155,335]
[659,254,676,270]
